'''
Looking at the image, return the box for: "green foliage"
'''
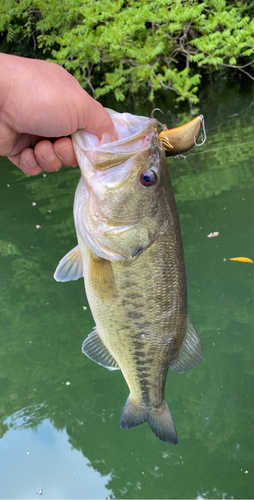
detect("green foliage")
[0,0,253,104]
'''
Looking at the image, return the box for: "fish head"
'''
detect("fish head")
[72,110,170,261]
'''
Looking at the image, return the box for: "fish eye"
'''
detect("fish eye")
[140,169,158,187]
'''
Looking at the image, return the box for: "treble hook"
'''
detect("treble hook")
[151,108,168,130]
[194,115,207,147]
[174,154,186,160]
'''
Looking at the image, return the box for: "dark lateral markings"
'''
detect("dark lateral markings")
[133,350,144,357]
[139,377,151,405]
[136,322,151,329]
[132,340,144,350]
[125,292,140,300]
[136,366,150,374]
[135,358,148,366]
[127,310,144,320]
[120,299,144,309]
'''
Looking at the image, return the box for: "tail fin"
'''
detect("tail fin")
[120,397,178,445]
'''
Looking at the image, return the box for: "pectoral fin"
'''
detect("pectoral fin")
[54,245,83,282]
[82,327,120,371]
[170,318,203,373]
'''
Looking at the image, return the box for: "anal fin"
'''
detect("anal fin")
[170,317,203,374]
[82,327,120,371]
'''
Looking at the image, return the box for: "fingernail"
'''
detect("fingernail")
[101,133,112,145]
[58,151,74,161]
[100,128,119,144]
[41,146,56,162]
[26,154,37,167]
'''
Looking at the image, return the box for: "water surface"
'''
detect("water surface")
[0,79,253,499]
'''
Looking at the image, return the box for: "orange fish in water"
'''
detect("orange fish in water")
[223,257,253,263]
[229,257,253,263]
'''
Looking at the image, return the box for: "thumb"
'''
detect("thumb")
[76,92,118,141]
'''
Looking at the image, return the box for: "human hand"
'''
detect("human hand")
[0,54,117,175]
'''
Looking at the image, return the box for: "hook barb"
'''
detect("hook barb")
[151,108,168,130]
[194,115,207,147]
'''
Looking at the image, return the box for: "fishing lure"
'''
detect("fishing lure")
[151,108,206,156]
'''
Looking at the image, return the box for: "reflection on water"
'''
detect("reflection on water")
[0,416,112,499]
[0,78,253,499]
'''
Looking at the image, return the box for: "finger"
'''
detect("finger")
[8,149,43,175]
[53,137,77,167]
[34,140,62,172]
[77,95,119,141]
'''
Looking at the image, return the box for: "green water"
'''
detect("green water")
[0,79,253,499]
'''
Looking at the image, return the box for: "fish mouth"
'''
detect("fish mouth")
[72,111,158,171]
[72,110,206,174]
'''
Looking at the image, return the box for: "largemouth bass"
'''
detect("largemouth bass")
[54,110,203,445]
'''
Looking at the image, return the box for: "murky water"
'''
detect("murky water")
[0,79,253,499]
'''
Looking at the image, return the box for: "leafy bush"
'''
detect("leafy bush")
[0,0,253,104]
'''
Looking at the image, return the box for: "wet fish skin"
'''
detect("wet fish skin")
[54,110,203,445]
